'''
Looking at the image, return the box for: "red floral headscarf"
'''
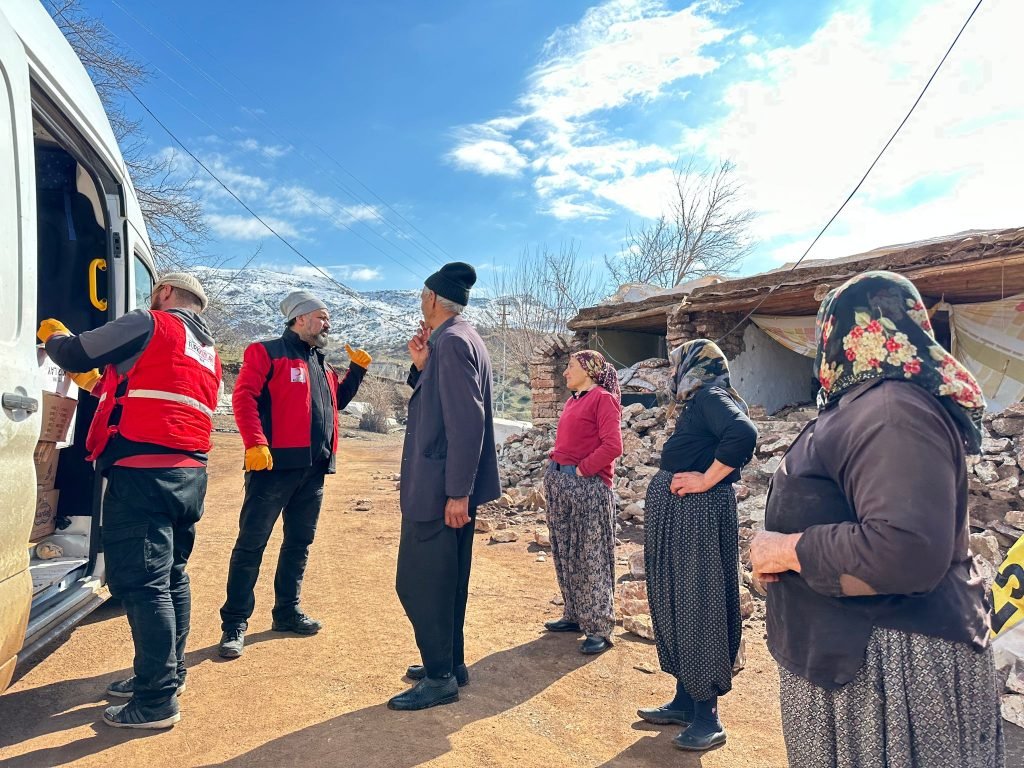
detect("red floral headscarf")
[815,270,984,452]
[572,350,621,404]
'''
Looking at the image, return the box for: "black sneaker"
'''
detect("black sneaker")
[219,626,246,658]
[271,613,322,635]
[107,676,186,699]
[103,699,180,730]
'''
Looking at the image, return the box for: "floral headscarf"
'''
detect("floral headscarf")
[572,350,621,404]
[668,338,748,413]
[815,270,984,453]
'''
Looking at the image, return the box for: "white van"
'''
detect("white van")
[0,0,159,691]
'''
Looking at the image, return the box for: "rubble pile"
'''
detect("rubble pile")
[494,396,1024,725]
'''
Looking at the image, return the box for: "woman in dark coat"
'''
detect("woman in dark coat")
[751,271,1004,768]
[637,339,757,752]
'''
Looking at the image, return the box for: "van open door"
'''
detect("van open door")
[0,6,42,691]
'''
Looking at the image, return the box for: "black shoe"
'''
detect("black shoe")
[103,699,180,730]
[580,635,612,655]
[387,676,459,711]
[637,705,692,726]
[672,725,727,751]
[406,663,470,687]
[544,619,581,633]
[272,613,322,635]
[107,676,186,699]
[219,626,246,658]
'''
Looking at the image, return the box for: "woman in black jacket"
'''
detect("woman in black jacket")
[636,339,757,752]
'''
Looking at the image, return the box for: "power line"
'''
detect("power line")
[715,0,985,344]
[81,13,439,283]
[106,0,449,268]
[50,2,417,335]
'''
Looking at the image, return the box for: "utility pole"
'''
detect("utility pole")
[497,299,509,416]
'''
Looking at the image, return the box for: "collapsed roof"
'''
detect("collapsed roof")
[569,227,1024,334]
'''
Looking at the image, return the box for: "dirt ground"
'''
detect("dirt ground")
[3,430,1009,767]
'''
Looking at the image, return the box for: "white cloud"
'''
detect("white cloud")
[269,186,382,228]
[687,0,1024,261]
[207,214,299,240]
[448,0,732,218]
[254,263,383,282]
[238,138,292,159]
[447,122,529,176]
[336,265,383,281]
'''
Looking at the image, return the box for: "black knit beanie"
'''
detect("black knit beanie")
[424,262,477,306]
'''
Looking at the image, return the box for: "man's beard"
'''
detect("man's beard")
[311,330,329,348]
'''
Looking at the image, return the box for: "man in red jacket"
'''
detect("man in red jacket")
[219,290,370,658]
[40,271,222,730]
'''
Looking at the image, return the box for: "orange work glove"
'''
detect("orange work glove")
[244,445,273,471]
[37,318,71,343]
[345,343,372,369]
[69,369,102,393]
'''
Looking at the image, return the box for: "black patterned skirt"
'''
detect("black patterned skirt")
[543,465,616,638]
[778,626,1004,768]
[644,470,741,701]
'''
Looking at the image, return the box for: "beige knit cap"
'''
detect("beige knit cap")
[155,272,209,312]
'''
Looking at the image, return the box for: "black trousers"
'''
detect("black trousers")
[220,465,326,630]
[102,466,207,707]
[395,507,476,679]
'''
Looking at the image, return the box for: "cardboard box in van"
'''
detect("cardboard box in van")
[37,347,79,400]
[32,489,60,542]
[34,441,60,490]
[40,392,77,446]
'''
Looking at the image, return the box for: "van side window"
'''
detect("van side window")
[133,254,154,310]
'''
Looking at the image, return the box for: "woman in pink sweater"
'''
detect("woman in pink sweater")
[542,350,623,655]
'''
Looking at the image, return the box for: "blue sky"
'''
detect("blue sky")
[82,0,1022,293]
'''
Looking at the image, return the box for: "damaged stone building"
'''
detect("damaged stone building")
[499,227,1024,727]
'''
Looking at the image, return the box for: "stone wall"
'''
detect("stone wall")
[667,307,747,357]
[527,335,578,425]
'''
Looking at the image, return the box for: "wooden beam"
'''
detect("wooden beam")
[568,305,671,331]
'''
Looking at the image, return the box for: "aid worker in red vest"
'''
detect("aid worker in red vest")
[39,272,222,731]
[218,290,371,659]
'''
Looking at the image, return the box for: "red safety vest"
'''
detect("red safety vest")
[86,310,222,461]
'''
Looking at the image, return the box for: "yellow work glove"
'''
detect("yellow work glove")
[37,318,71,343]
[69,369,102,393]
[244,445,273,471]
[345,343,372,369]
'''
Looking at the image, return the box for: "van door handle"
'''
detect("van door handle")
[2,393,39,413]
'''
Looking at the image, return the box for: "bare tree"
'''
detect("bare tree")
[605,158,755,288]
[47,0,208,270]
[481,242,609,413]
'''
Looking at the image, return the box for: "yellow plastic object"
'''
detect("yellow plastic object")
[992,536,1024,638]
[89,258,107,311]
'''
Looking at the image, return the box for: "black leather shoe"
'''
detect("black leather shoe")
[272,613,322,635]
[387,676,459,711]
[544,619,581,633]
[580,635,612,655]
[637,705,692,726]
[406,663,469,687]
[672,726,727,751]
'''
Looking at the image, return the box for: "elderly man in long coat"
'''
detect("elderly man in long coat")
[388,262,501,711]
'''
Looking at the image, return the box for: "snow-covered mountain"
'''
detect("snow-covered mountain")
[199,267,498,352]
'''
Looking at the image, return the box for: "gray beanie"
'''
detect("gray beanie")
[155,272,209,312]
[280,290,327,322]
